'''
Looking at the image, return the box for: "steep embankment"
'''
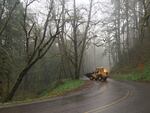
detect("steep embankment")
[112,37,150,82]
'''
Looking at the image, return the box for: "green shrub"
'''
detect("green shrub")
[41,80,85,97]
[113,64,150,81]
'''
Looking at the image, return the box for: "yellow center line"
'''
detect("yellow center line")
[84,90,131,113]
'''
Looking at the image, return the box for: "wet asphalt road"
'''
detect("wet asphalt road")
[0,79,150,113]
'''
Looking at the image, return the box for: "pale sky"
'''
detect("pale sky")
[25,0,113,25]
[20,0,111,69]
[21,0,90,24]
[21,0,113,40]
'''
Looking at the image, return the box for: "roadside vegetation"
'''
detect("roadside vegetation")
[0,80,85,105]
[41,80,85,98]
[107,0,150,82]
[112,64,150,82]
[0,0,94,102]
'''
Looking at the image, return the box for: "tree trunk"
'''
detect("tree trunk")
[78,0,93,76]
[125,0,130,63]
[3,58,38,102]
[73,0,79,79]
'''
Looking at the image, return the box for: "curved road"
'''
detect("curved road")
[1,79,150,113]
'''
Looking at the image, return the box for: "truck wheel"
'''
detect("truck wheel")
[99,77,102,81]
[95,76,99,81]
[103,77,107,81]
[90,77,93,80]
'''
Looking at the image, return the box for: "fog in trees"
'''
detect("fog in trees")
[0,0,150,102]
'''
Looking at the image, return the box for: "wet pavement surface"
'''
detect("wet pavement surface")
[0,79,150,113]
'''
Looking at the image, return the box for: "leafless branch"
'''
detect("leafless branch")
[0,0,20,36]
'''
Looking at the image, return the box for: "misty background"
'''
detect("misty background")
[1,0,150,102]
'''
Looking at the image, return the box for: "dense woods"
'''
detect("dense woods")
[105,0,150,71]
[0,0,150,102]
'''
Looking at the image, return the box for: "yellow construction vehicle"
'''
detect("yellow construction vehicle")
[85,67,109,81]
[95,67,109,81]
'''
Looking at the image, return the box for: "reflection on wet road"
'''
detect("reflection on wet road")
[1,79,150,113]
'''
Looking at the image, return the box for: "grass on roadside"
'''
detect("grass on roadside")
[41,80,85,98]
[112,64,150,82]
[0,80,85,106]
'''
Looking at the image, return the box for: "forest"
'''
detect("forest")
[0,0,150,103]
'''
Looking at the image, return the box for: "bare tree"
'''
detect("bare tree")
[78,0,94,78]
[0,0,19,37]
[66,0,94,79]
[4,0,62,102]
